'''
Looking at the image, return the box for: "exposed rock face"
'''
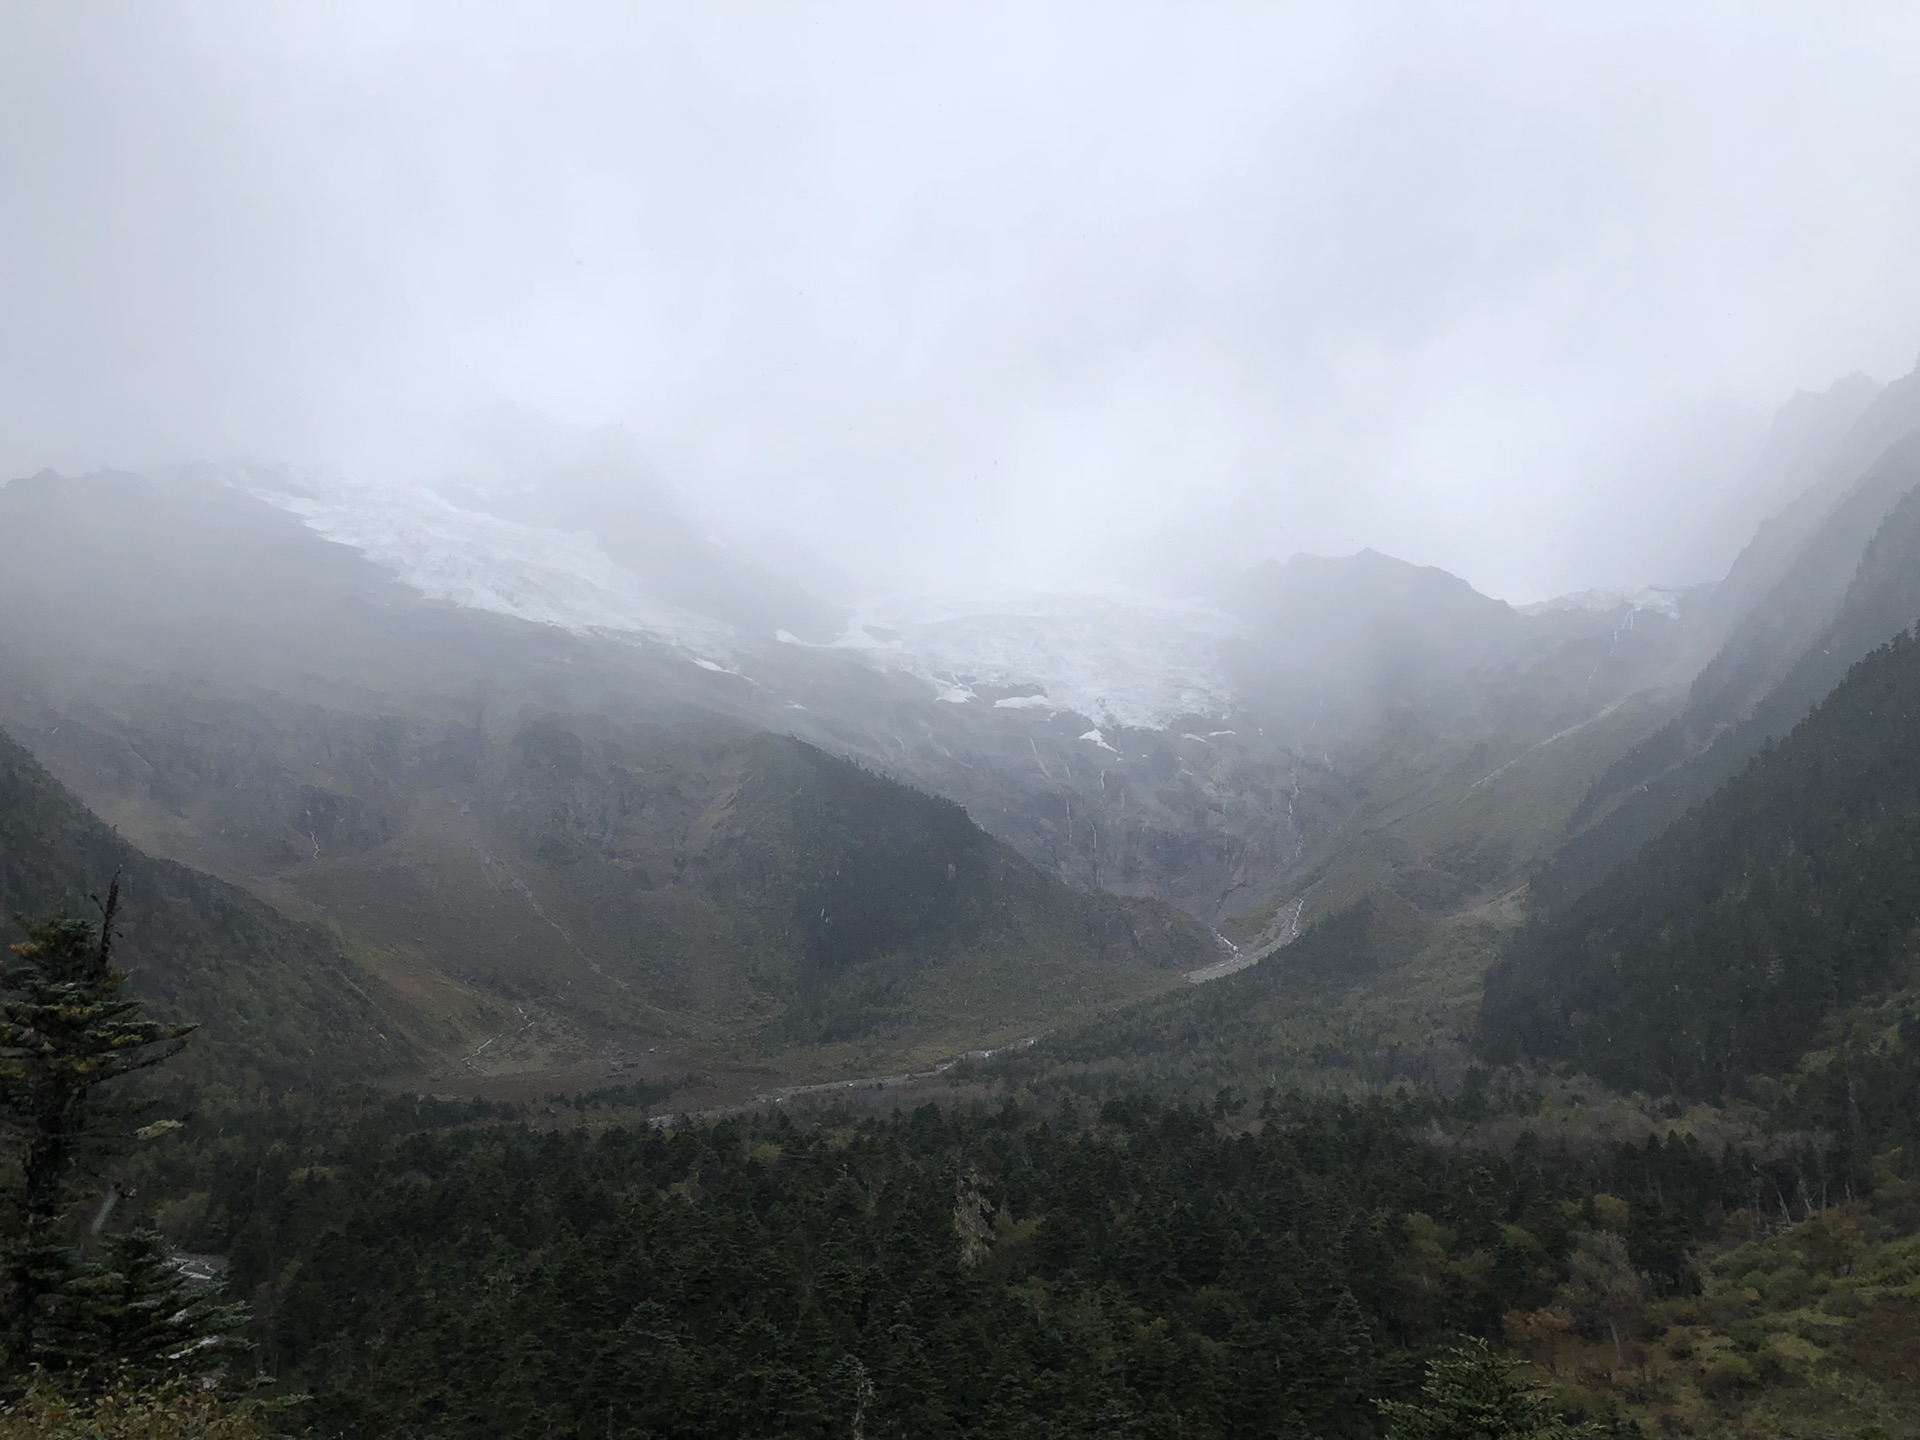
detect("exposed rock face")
[778,549,1700,922]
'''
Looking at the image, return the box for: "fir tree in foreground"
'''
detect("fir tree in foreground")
[0,880,245,1389]
[33,1231,249,1387]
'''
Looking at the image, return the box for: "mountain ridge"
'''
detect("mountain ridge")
[1536,431,1920,908]
[1483,624,1920,1097]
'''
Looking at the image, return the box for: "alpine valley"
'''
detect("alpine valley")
[6,358,1920,1437]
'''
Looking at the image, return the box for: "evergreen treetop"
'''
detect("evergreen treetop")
[1379,1339,1590,1440]
[0,880,194,1232]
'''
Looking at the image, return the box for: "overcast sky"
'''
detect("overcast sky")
[4,2,1920,602]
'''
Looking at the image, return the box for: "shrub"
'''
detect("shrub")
[1697,1354,1755,1399]
[1821,1288,1868,1318]
[0,1378,278,1439]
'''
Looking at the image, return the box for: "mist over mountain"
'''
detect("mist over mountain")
[1536,360,1920,906]
[10,10,1920,1433]
[0,458,1684,937]
[4,334,1914,1180]
[7,348,1919,961]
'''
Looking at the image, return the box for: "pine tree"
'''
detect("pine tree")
[0,880,196,1374]
[1378,1339,1590,1440]
[34,1230,249,1383]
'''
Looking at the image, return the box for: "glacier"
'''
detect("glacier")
[821,594,1240,731]
[260,480,742,660]
[258,476,1240,732]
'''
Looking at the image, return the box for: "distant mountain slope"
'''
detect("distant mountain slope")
[1535,437,1920,908]
[1676,372,1880,584]
[2,682,1219,1070]
[1587,366,1920,798]
[0,727,432,1080]
[1218,549,1697,745]
[1682,424,1920,737]
[0,466,747,729]
[1481,627,1920,1098]
[1674,369,1895,676]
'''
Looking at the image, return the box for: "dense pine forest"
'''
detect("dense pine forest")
[1483,629,1920,1101]
[133,1087,1780,1437]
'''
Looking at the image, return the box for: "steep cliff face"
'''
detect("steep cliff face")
[1674,370,1890,675]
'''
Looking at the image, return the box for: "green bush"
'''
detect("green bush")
[1822,1288,1868,1317]
[1763,1265,1810,1308]
[0,1379,277,1439]
[1697,1354,1755,1399]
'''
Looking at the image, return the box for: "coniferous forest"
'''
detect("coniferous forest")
[141,1089,1766,1437]
[1483,630,1920,1099]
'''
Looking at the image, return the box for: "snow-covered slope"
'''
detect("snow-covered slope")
[259,477,1240,731]
[265,480,742,658]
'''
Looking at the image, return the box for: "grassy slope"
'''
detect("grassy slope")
[0,726,441,1081]
[1222,692,1671,950]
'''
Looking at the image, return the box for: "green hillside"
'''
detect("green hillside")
[6,689,1218,1083]
[0,726,435,1080]
[1482,627,1920,1098]
[701,734,1214,1046]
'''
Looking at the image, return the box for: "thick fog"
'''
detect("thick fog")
[4,2,1920,603]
